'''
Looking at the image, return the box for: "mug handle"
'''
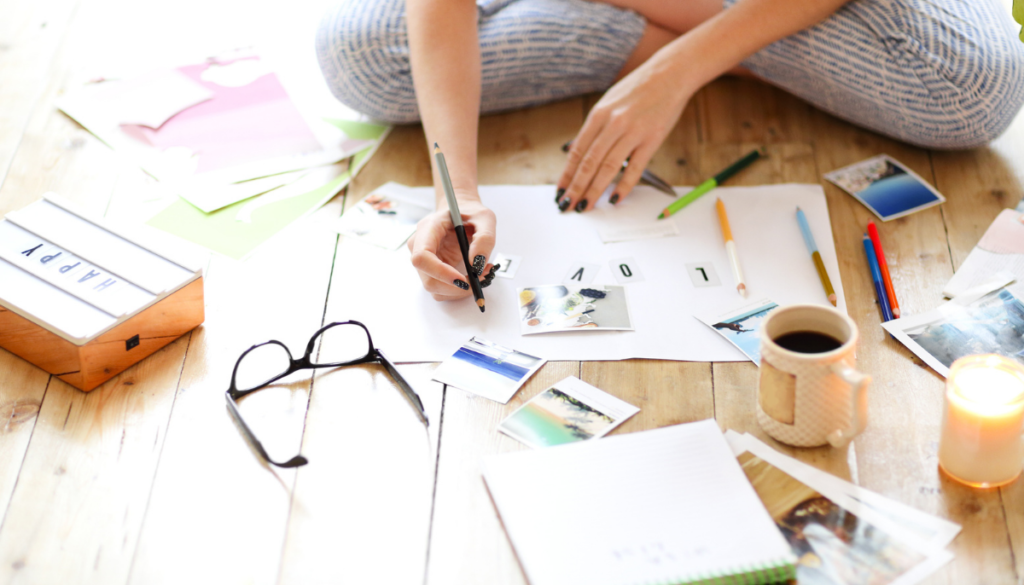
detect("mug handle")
[827,363,872,448]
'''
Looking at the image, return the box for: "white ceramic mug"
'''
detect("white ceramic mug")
[757,304,870,448]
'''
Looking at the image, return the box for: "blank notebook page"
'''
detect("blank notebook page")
[483,420,795,585]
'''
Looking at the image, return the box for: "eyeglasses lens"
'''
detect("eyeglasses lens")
[311,323,373,366]
[234,343,293,392]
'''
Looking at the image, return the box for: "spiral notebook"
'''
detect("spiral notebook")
[483,420,796,585]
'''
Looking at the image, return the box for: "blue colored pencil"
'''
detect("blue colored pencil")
[796,208,837,306]
[863,234,894,321]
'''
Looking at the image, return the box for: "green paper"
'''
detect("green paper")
[1016,0,1024,42]
[325,118,389,141]
[147,172,350,260]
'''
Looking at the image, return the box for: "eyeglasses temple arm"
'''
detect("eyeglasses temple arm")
[225,392,309,468]
[376,349,429,427]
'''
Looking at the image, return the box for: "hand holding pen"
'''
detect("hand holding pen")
[405,148,499,303]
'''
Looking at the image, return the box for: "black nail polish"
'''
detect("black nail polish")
[454,279,469,290]
[575,199,588,212]
[555,188,565,203]
[610,193,620,205]
[481,278,492,289]
[473,255,485,275]
[486,265,498,279]
[561,141,571,153]
[558,198,571,212]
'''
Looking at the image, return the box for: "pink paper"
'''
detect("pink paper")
[978,209,1024,254]
[122,57,322,173]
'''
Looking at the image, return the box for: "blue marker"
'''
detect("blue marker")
[863,234,894,322]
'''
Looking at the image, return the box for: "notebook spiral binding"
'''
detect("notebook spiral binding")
[645,556,797,585]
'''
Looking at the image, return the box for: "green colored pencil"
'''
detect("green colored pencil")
[657,148,764,219]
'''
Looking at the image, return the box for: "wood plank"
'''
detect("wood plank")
[0,341,188,584]
[580,361,714,432]
[931,113,1024,271]
[127,201,340,585]
[426,361,578,585]
[0,350,49,534]
[0,0,81,191]
[697,77,816,145]
[812,108,1015,584]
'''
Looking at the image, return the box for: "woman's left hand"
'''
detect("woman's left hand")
[556,52,693,212]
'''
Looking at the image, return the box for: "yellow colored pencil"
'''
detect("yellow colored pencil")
[715,198,747,297]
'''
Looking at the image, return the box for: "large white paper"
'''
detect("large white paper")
[330,184,845,362]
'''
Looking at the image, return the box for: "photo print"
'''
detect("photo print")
[517,285,633,335]
[883,288,1024,377]
[825,155,945,221]
[696,299,780,365]
[333,182,432,249]
[498,376,639,449]
[432,337,547,404]
[737,451,930,585]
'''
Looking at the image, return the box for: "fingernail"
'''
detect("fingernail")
[481,278,492,289]
[610,193,620,205]
[473,255,485,275]
[486,265,498,279]
[558,198,571,212]
[454,279,469,290]
[555,188,565,203]
[575,199,588,213]
[561,141,571,153]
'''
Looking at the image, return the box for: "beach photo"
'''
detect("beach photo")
[334,188,431,249]
[697,299,779,365]
[888,289,1024,376]
[738,452,926,585]
[517,285,633,335]
[432,337,546,404]
[825,155,945,221]
[498,377,639,449]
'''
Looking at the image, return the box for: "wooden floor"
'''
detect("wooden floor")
[3,0,1024,583]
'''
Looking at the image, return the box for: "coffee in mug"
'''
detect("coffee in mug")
[757,304,870,448]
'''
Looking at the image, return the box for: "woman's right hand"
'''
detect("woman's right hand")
[407,195,498,301]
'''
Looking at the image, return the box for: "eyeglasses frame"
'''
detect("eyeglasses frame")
[224,320,428,468]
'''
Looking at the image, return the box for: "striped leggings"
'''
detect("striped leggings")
[316,0,1024,149]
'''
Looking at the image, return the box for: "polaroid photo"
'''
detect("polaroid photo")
[882,287,1024,378]
[498,376,639,449]
[730,437,953,585]
[696,298,779,365]
[333,182,432,249]
[517,285,633,335]
[825,155,945,221]
[432,337,547,404]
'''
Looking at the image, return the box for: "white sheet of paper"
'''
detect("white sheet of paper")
[178,168,311,213]
[329,184,845,362]
[332,182,433,249]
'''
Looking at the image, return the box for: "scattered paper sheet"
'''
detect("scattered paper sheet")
[432,337,546,404]
[497,376,638,448]
[727,432,955,585]
[328,184,845,362]
[944,209,1024,301]
[57,51,384,185]
[825,155,944,221]
[492,252,522,279]
[332,182,432,249]
[696,298,779,365]
[177,168,311,214]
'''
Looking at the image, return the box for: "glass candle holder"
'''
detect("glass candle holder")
[938,355,1024,488]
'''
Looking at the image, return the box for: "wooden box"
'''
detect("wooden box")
[0,194,204,391]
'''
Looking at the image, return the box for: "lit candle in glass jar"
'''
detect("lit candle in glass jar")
[938,355,1024,488]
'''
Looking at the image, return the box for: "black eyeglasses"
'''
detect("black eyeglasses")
[225,320,428,468]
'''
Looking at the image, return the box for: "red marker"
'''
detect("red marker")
[867,222,900,318]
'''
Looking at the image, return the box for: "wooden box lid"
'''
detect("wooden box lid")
[0,194,204,345]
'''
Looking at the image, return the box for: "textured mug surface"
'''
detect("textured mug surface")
[756,305,870,447]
